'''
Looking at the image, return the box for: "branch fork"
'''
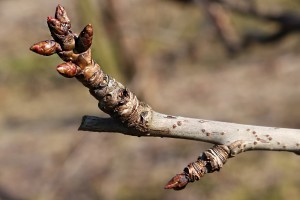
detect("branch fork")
[30,5,300,190]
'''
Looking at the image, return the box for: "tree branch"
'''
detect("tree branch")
[80,113,300,154]
[30,5,300,191]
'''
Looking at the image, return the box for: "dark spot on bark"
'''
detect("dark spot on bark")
[277,142,280,145]
[101,75,109,86]
[166,115,177,119]
[206,132,210,136]
[254,142,257,145]
[221,132,225,135]
[119,88,129,98]
[172,124,177,129]
[296,143,300,147]
[177,121,182,126]
[238,144,241,148]
[256,138,268,143]
[283,145,286,149]
[201,129,205,133]
[252,131,256,134]
[268,137,272,141]
[246,129,250,131]
[243,144,246,148]
[266,134,270,137]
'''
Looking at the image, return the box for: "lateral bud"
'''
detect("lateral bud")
[75,24,93,53]
[56,62,79,78]
[165,145,230,190]
[61,34,75,51]
[30,40,61,56]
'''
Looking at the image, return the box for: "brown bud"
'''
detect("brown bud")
[75,24,93,53]
[58,50,78,62]
[30,40,61,56]
[164,173,189,190]
[61,34,75,51]
[47,16,68,36]
[56,62,79,78]
[55,5,71,29]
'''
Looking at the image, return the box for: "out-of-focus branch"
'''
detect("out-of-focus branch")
[171,0,300,54]
[30,5,300,190]
[198,0,240,55]
[102,0,137,81]
[171,0,240,54]
[218,0,300,47]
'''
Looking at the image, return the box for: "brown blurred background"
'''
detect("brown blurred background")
[0,0,300,199]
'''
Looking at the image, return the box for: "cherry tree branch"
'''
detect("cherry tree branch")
[80,114,300,154]
[30,5,300,190]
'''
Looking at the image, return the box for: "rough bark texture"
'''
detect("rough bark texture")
[77,59,153,132]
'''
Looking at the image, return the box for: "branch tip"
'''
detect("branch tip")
[55,4,71,28]
[166,145,229,190]
[164,173,189,190]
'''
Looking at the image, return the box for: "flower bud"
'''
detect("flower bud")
[30,40,61,56]
[47,16,68,36]
[55,5,71,29]
[56,62,79,78]
[164,173,188,190]
[75,24,93,53]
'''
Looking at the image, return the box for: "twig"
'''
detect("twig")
[80,114,300,154]
[30,5,300,190]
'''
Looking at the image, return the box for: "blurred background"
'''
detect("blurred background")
[0,0,300,199]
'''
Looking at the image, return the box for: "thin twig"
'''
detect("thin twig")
[80,113,300,155]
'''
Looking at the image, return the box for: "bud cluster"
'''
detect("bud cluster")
[30,5,94,78]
